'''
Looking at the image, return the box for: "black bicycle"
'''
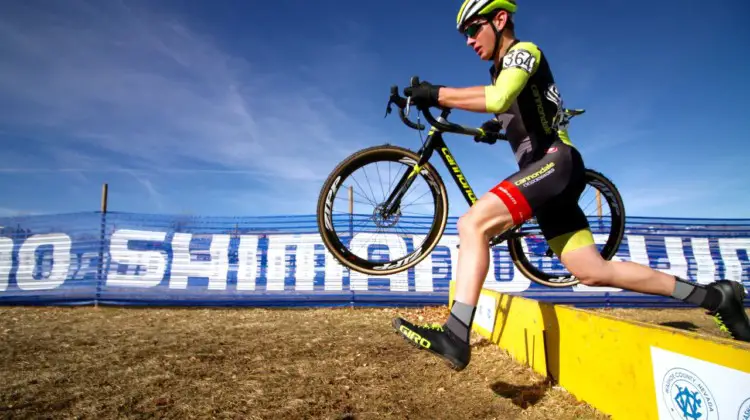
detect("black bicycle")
[316,77,625,287]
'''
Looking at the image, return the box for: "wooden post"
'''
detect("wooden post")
[96,183,108,309]
[596,190,602,219]
[349,186,353,214]
[101,183,109,213]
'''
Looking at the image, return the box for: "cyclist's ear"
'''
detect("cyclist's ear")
[493,11,512,31]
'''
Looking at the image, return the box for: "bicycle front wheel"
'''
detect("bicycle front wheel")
[316,144,449,276]
[507,168,626,288]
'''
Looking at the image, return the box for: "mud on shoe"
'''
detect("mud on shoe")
[707,280,750,342]
[391,317,470,371]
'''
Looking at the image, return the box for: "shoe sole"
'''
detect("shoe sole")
[714,281,750,342]
[391,318,467,372]
[737,283,747,298]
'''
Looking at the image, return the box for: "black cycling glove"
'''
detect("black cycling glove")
[474,118,503,144]
[403,81,443,109]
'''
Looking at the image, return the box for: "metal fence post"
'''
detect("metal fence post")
[95,183,108,308]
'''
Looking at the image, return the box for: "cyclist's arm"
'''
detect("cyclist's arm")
[437,85,489,113]
[438,42,542,113]
[485,42,542,112]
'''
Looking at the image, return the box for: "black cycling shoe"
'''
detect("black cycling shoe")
[706,280,750,342]
[391,317,470,371]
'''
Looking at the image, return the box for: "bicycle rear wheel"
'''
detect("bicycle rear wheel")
[507,168,626,288]
[316,144,449,276]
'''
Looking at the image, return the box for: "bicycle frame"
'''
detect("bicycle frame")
[381,114,478,219]
[381,117,528,247]
[380,77,544,246]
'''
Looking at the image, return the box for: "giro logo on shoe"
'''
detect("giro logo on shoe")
[399,325,431,349]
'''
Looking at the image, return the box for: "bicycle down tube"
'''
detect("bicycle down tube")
[381,123,479,220]
[382,77,502,220]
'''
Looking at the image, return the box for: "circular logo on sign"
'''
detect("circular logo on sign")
[662,368,718,420]
[738,397,750,420]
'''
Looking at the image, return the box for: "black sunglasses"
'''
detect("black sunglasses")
[462,21,487,38]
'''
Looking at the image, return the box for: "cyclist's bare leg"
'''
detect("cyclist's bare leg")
[559,244,677,296]
[441,191,516,344]
[557,242,750,341]
[453,192,514,306]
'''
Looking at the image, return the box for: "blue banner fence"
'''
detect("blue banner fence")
[0,211,748,308]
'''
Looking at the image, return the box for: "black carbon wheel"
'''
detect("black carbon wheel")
[507,168,626,288]
[316,144,449,276]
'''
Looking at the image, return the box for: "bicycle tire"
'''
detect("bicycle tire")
[316,144,449,276]
[507,168,626,288]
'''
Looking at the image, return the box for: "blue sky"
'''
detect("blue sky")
[0,0,748,219]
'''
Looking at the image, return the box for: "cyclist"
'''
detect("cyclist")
[392,0,750,371]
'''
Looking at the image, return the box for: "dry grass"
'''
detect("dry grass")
[0,305,608,420]
[590,307,750,341]
[3,304,745,419]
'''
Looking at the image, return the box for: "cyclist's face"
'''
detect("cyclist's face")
[463,19,494,60]
[462,12,508,60]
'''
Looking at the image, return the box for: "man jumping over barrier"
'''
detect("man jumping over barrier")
[391,0,750,371]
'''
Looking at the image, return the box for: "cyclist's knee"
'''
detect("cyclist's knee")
[559,244,611,287]
[571,264,611,287]
[456,212,479,237]
[456,213,470,236]
[576,271,610,287]
[457,195,514,239]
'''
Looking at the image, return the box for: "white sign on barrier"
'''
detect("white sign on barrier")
[474,293,497,334]
[651,346,750,420]
[0,229,748,297]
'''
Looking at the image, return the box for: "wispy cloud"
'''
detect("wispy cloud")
[0,207,37,217]
[0,1,381,188]
[127,172,164,211]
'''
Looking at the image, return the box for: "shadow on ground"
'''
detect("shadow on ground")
[659,321,700,331]
[490,378,554,409]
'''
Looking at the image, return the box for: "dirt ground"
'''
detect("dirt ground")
[0,305,608,420]
[0,304,746,420]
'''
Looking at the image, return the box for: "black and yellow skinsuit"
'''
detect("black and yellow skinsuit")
[483,39,594,258]
[391,39,598,372]
[392,38,750,371]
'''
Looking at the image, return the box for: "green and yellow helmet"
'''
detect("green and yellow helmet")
[456,0,517,31]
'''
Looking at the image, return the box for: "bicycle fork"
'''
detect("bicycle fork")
[380,136,437,220]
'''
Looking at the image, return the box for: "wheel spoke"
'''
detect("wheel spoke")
[507,170,626,288]
[317,146,447,275]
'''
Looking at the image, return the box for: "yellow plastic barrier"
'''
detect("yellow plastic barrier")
[449,280,750,420]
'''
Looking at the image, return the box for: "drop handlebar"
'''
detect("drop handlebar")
[385,76,507,143]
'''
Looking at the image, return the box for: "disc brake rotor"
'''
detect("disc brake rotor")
[373,203,402,228]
